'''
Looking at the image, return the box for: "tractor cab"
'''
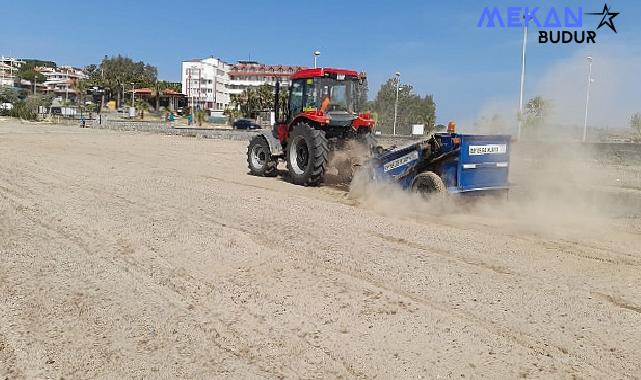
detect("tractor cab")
[289,69,360,123]
[274,68,374,141]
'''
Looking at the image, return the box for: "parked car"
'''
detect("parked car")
[233,119,262,130]
[0,103,13,111]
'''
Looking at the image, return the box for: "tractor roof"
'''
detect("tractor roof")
[291,68,359,80]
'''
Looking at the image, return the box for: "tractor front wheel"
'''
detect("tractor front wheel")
[287,123,328,186]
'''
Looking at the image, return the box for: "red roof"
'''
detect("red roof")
[162,89,183,96]
[129,88,153,95]
[229,63,306,76]
[127,87,184,97]
[291,68,359,80]
[229,71,299,78]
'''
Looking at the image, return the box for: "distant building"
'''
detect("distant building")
[228,61,305,95]
[181,57,231,115]
[180,56,306,115]
[0,56,25,87]
[36,66,87,102]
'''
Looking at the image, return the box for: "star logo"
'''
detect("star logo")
[586,3,620,33]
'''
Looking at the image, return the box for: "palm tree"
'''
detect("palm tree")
[73,79,89,112]
[135,99,149,120]
[154,80,166,112]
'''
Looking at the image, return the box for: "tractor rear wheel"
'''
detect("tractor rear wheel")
[287,123,329,186]
[412,171,446,196]
[247,135,278,177]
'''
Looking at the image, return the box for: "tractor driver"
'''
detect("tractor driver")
[320,86,331,113]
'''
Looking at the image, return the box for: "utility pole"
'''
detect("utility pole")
[197,68,201,111]
[131,83,135,107]
[187,69,192,114]
[393,71,400,136]
[583,57,593,143]
[121,84,125,109]
[517,13,529,141]
[100,65,105,111]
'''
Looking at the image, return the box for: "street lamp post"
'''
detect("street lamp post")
[582,57,593,143]
[517,13,529,141]
[393,71,401,136]
[314,51,320,68]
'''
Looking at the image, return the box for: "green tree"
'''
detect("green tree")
[355,77,369,111]
[17,70,46,94]
[277,86,289,121]
[630,112,641,138]
[373,77,436,135]
[134,99,149,120]
[19,59,56,69]
[151,80,182,112]
[0,86,19,104]
[522,96,549,129]
[73,79,90,108]
[229,84,285,120]
[16,60,54,93]
[196,110,207,126]
[86,55,157,107]
[223,105,242,122]
[83,64,104,109]
[154,80,170,112]
[9,94,53,120]
[26,93,53,109]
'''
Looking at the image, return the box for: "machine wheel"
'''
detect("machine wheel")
[247,135,278,177]
[412,172,446,196]
[286,123,328,186]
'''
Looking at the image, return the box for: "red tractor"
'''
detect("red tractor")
[246,67,375,186]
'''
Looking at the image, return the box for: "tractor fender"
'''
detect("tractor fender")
[255,130,284,157]
[290,114,328,131]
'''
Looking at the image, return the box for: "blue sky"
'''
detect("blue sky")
[1,0,638,126]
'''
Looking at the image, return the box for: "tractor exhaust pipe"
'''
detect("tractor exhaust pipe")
[273,78,280,124]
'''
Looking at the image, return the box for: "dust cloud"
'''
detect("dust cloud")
[348,139,633,240]
[327,140,374,182]
[462,44,641,137]
[350,45,641,239]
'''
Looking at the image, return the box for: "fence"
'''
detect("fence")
[86,116,259,141]
[83,118,640,162]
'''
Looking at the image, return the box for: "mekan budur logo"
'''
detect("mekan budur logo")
[477,3,619,44]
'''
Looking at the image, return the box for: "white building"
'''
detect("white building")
[38,66,86,85]
[181,56,231,115]
[37,66,87,102]
[0,56,25,87]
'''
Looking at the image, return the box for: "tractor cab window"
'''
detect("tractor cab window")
[289,79,304,116]
[319,78,354,113]
[303,78,318,112]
